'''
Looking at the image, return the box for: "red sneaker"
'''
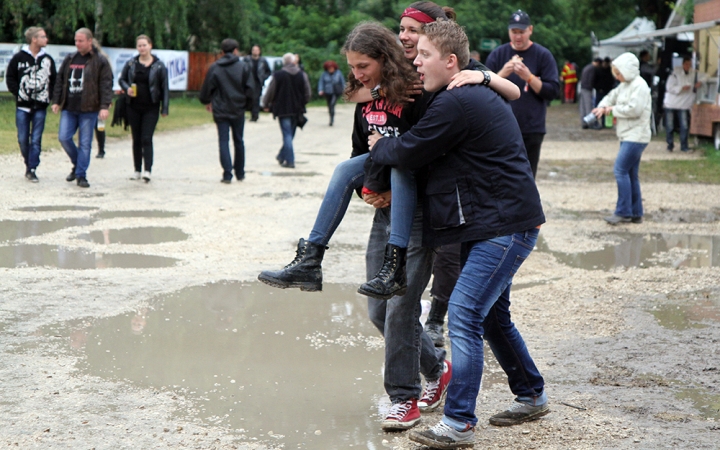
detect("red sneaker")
[418,360,452,412]
[381,398,421,431]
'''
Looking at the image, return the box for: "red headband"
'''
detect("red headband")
[400,7,435,24]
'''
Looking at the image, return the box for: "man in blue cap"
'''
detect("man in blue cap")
[485,10,560,178]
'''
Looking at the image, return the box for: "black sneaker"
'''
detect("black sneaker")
[25,170,39,183]
[96,152,105,158]
[76,177,90,188]
[66,169,77,182]
[221,179,232,184]
[631,216,643,224]
[281,161,295,169]
[489,401,550,427]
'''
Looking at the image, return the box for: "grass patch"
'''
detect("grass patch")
[0,96,213,155]
[542,145,720,184]
[642,145,720,183]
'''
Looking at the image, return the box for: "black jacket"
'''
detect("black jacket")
[52,47,113,111]
[5,49,57,110]
[371,84,545,247]
[243,55,272,94]
[199,53,255,121]
[264,64,311,118]
[119,55,170,115]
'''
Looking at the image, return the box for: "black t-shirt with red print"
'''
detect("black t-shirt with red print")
[350,93,430,193]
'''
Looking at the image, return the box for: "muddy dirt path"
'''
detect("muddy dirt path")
[0,102,718,449]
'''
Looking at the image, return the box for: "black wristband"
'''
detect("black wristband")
[481,70,491,86]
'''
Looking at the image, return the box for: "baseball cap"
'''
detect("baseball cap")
[508,10,531,30]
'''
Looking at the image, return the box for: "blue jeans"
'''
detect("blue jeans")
[16,108,47,171]
[366,206,446,402]
[442,229,545,429]
[664,108,689,151]
[58,110,97,178]
[216,117,246,180]
[613,141,647,218]
[278,116,297,165]
[307,154,416,248]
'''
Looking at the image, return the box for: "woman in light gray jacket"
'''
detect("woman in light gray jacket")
[593,52,651,225]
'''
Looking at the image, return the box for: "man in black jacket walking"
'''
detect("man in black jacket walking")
[6,26,56,183]
[200,39,256,183]
[263,53,311,169]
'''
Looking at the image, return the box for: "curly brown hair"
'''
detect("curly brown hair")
[341,21,418,105]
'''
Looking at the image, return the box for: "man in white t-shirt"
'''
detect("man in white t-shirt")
[663,56,702,152]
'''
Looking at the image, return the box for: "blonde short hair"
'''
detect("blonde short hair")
[420,20,469,69]
[24,27,44,44]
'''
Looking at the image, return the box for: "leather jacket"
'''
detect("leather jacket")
[119,55,170,115]
[52,47,113,112]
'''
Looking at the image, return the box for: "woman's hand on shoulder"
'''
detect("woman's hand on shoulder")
[403,82,424,102]
[448,70,484,90]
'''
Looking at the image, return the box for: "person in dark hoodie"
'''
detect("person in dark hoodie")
[6,26,56,183]
[119,34,169,183]
[200,38,255,183]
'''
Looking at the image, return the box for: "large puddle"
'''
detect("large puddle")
[77,227,189,245]
[54,282,397,448]
[0,244,179,269]
[537,233,720,270]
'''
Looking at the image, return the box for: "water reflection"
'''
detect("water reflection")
[536,233,720,270]
[676,388,720,420]
[0,218,92,243]
[649,298,720,331]
[0,244,179,269]
[13,205,98,212]
[93,210,183,220]
[77,227,189,245]
[62,282,389,448]
[0,211,183,244]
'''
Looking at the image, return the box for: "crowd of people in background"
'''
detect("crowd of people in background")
[3,8,709,449]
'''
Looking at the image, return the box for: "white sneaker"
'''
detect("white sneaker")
[142,171,151,182]
[130,171,141,180]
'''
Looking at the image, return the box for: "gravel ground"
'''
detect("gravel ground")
[0,102,718,449]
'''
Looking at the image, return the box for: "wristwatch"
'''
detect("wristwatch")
[371,85,384,100]
[480,70,491,86]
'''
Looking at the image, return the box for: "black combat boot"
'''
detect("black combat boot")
[424,298,448,347]
[258,238,326,291]
[357,244,407,300]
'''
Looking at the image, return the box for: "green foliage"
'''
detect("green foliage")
[0,0,675,83]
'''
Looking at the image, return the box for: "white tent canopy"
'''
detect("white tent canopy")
[592,17,658,59]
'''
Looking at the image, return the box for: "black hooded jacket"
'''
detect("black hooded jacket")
[199,53,256,121]
[6,49,57,110]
